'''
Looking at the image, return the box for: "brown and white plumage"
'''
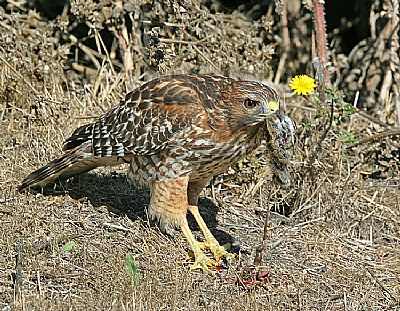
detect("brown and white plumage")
[19,74,295,273]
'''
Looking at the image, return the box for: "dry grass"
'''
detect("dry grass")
[1,2,400,310]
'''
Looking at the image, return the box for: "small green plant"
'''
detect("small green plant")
[289,74,358,163]
[124,253,140,285]
[326,89,358,146]
[62,241,76,252]
[340,131,357,145]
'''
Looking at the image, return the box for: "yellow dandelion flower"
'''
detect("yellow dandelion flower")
[289,75,316,95]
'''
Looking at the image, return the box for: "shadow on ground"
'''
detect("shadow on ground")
[35,171,236,251]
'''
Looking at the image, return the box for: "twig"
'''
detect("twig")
[286,103,317,112]
[347,130,400,148]
[274,2,290,84]
[365,267,399,303]
[395,92,400,128]
[245,164,273,198]
[338,236,372,251]
[253,185,273,266]
[95,29,116,76]
[275,51,288,85]
[192,44,221,73]
[142,20,184,28]
[68,34,124,69]
[13,242,23,296]
[361,195,397,218]
[0,54,40,96]
[6,0,27,11]
[307,95,334,166]
[355,110,391,127]
[293,217,325,228]
[103,222,134,233]
[71,62,98,77]
[69,33,101,69]
[119,25,134,77]
[37,270,42,296]
[159,36,212,45]
[388,1,399,126]
[179,28,222,73]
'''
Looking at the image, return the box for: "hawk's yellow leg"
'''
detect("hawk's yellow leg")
[188,205,236,262]
[180,221,217,274]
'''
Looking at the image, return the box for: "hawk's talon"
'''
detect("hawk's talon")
[210,242,230,261]
[221,243,237,262]
[212,246,237,264]
[196,241,237,264]
[196,241,208,250]
[189,252,218,275]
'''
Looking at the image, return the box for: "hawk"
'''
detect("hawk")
[19,74,295,274]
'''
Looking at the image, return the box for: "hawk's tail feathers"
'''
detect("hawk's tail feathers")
[18,148,101,192]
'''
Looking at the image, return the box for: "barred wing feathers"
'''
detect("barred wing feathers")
[18,74,231,191]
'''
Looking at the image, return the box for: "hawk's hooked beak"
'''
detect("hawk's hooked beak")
[259,101,280,119]
[269,101,279,113]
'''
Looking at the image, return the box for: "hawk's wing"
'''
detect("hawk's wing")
[63,74,234,157]
[19,75,235,191]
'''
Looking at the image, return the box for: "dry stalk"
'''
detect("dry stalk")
[388,0,400,126]
[312,0,329,85]
[274,2,290,84]
[68,34,124,70]
[346,130,400,148]
[0,54,40,96]
[94,30,117,76]
[305,1,336,168]
[13,242,23,296]
[117,24,134,80]
[395,93,400,127]
[253,185,273,266]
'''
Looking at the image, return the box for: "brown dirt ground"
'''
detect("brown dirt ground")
[1,2,400,311]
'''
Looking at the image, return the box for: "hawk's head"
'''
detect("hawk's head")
[221,80,280,132]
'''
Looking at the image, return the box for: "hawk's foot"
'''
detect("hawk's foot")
[188,205,237,263]
[197,240,236,263]
[181,222,220,275]
[189,250,218,275]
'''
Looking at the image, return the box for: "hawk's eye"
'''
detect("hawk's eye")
[243,98,259,109]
